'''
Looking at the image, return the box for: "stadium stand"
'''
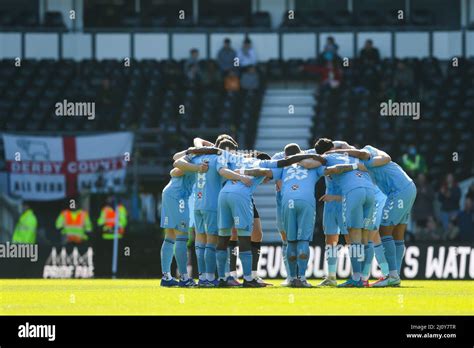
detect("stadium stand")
[0,58,265,170]
[309,56,474,186]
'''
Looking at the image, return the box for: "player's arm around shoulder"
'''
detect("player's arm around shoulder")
[324,163,359,176]
[218,167,252,187]
[173,156,208,173]
[242,168,273,178]
[326,148,371,160]
[170,168,184,177]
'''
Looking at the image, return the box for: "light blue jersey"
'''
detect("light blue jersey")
[217,155,278,236]
[324,153,374,195]
[362,145,414,195]
[362,145,417,226]
[188,154,224,212]
[278,164,325,241]
[162,171,195,200]
[160,172,195,232]
[272,151,285,232]
[322,175,347,235]
[217,156,279,198]
[279,164,325,206]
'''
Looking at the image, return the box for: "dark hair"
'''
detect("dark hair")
[224,38,231,44]
[256,152,271,160]
[314,138,334,154]
[190,48,198,54]
[244,38,251,45]
[215,134,238,148]
[217,140,237,151]
[284,143,301,157]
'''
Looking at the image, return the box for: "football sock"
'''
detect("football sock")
[174,236,188,278]
[373,242,389,276]
[395,239,406,276]
[161,238,174,275]
[282,240,290,278]
[349,243,362,280]
[296,240,310,278]
[216,249,228,280]
[194,241,206,279]
[381,236,398,275]
[239,250,252,280]
[326,245,338,278]
[287,242,297,279]
[251,241,261,272]
[229,240,238,273]
[362,242,375,280]
[205,243,216,281]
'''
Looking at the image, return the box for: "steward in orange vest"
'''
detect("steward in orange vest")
[97,202,128,240]
[55,208,92,244]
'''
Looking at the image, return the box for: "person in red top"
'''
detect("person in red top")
[302,56,342,89]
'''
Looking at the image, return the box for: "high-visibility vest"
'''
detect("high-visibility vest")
[402,154,421,171]
[98,205,127,239]
[12,209,37,244]
[56,209,91,243]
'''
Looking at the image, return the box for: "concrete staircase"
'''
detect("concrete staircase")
[253,86,316,242]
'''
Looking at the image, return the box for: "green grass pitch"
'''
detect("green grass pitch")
[1,279,473,315]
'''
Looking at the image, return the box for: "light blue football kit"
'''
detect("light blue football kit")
[160,171,195,232]
[324,153,376,230]
[362,145,417,226]
[160,171,195,283]
[188,154,224,235]
[271,151,285,232]
[322,175,348,235]
[366,184,387,231]
[278,164,325,242]
[217,155,279,236]
[362,145,417,276]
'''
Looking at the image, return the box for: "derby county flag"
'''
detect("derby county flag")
[2,132,133,200]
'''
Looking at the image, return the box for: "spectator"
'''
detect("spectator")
[184,48,200,76]
[465,183,474,201]
[393,60,415,91]
[401,144,427,178]
[200,60,222,90]
[98,78,120,116]
[322,36,339,56]
[418,216,443,241]
[303,58,342,90]
[360,39,380,65]
[217,38,237,73]
[240,66,260,91]
[438,173,462,230]
[237,38,257,68]
[412,173,435,233]
[457,198,474,242]
[224,70,240,91]
[186,63,200,85]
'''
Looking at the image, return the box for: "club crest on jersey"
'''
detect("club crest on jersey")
[291,184,299,190]
[197,191,203,199]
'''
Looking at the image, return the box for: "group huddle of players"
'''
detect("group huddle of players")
[159,134,417,288]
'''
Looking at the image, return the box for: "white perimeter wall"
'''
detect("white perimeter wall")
[1,31,472,61]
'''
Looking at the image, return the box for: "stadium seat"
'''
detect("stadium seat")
[251,12,271,28]
[44,11,66,29]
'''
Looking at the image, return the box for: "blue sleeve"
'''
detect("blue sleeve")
[317,166,326,177]
[215,154,229,172]
[260,159,278,168]
[271,167,282,181]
